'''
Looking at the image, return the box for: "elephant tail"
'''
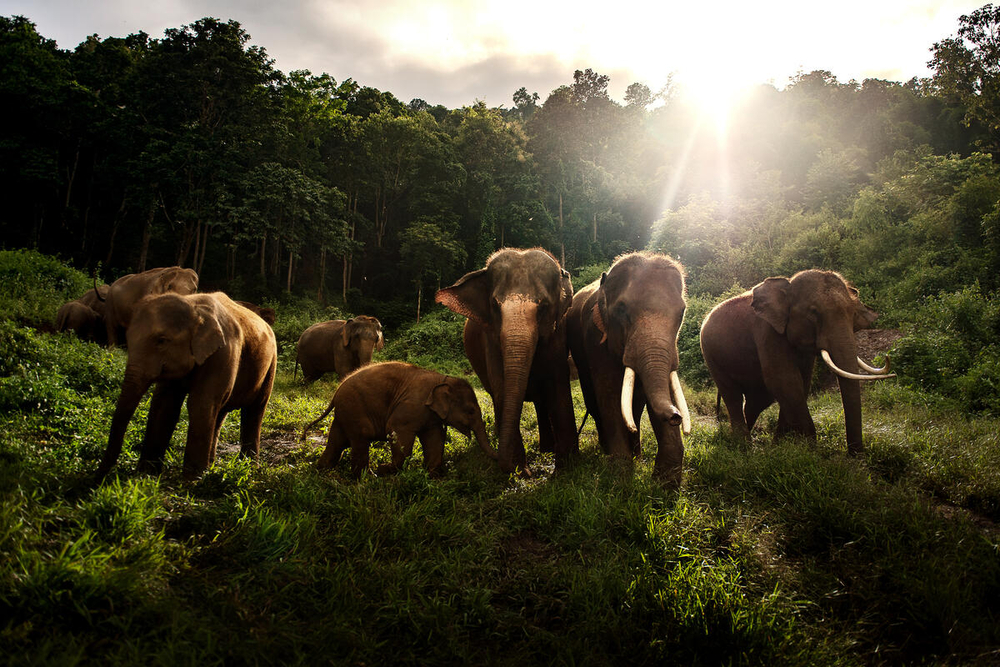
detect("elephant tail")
[301,400,335,441]
[293,356,299,380]
[715,390,722,419]
[93,273,106,301]
[576,410,590,439]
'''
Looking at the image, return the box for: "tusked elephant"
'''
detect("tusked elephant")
[700,269,894,454]
[294,316,384,383]
[567,252,691,486]
[436,247,579,476]
[96,291,277,480]
[98,267,199,347]
[304,361,498,478]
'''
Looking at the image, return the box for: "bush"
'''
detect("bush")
[0,249,93,326]
[381,307,471,377]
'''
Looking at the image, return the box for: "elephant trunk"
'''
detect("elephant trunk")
[822,340,865,455]
[623,328,687,432]
[498,298,539,474]
[473,420,498,460]
[97,371,152,478]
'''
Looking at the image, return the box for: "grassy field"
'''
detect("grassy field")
[1,254,999,665]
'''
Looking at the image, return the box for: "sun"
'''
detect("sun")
[674,66,760,137]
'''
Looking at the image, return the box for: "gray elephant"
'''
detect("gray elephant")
[97,291,277,480]
[294,316,384,383]
[567,252,690,486]
[435,247,578,476]
[98,267,199,347]
[304,361,497,478]
[700,269,893,454]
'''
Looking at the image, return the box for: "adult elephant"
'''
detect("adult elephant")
[567,252,691,487]
[235,300,276,326]
[700,269,894,454]
[96,291,277,480]
[435,247,578,475]
[294,316,384,383]
[99,267,199,346]
[55,300,106,345]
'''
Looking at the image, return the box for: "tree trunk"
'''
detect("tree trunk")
[138,202,155,272]
[195,222,209,276]
[416,279,422,322]
[260,234,267,279]
[558,192,566,267]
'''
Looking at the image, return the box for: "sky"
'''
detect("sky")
[1,0,988,109]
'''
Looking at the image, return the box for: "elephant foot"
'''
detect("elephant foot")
[652,466,681,490]
[136,459,164,475]
[375,463,401,477]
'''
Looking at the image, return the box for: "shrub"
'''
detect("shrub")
[0,249,93,326]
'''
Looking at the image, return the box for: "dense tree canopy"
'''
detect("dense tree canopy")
[0,9,997,323]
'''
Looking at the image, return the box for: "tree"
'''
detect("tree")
[930,3,1000,151]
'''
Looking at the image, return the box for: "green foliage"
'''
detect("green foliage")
[380,308,471,377]
[0,249,93,326]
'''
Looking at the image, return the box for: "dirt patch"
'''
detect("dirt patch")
[215,434,323,467]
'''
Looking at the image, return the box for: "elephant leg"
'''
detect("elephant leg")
[378,430,416,476]
[771,392,815,441]
[593,367,637,458]
[534,398,555,454]
[318,421,349,469]
[418,425,446,477]
[210,409,230,464]
[349,438,371,480]
[651,419,684,489]
[138,382,186,474]
[549,372,580,465]
[238,395,270,460]
[743,391,773,433]
[183,397,222,480]
[717,384,751,440]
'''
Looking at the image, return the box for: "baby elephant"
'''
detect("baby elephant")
[303,362,497,478]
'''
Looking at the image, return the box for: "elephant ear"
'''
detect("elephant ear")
[375,324,385,351]
[341,319,354,348]
[425,382,451,420]
[751,277,792,334]
[191,302,226,365]
[435,269,490,325]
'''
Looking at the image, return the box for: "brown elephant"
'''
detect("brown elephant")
[700,269,894,454]
[235,300,276,326]
[99,267,199,346]
[96,291,277,480]
[435,247,579,475]
[567,252,691,486]
[304,361,497,478]
[294,316,384,383]
[55,300,106,345]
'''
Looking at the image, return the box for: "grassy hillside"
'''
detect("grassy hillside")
[1,251,999,665]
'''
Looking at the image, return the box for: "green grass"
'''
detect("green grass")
[2,253,1000,665]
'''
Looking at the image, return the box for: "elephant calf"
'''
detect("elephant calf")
[303,361,497,478]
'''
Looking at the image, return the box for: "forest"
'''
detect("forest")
[2,5,1000,665]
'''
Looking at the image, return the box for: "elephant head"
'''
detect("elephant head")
[98,293,226,477]
[436,248,574,473]
[425,377,498,459]
[343,315,384,366]
[750,270,892,453]
[592,253,691,438]
[154,267,199,296]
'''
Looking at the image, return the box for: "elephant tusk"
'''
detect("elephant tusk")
[821,350,896,380]
[670,371,692,435]
[621,366,638,433]
[857,355,890,375]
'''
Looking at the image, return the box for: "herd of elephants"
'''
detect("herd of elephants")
[54,249,894,488]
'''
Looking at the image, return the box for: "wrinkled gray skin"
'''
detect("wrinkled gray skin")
[436,248,578,476]
[97,291,277,480]
[100,267,199,347]
[567,252,688,487]
[294,316,384,383]
[700,269,878,454]
[305,361,497,478]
